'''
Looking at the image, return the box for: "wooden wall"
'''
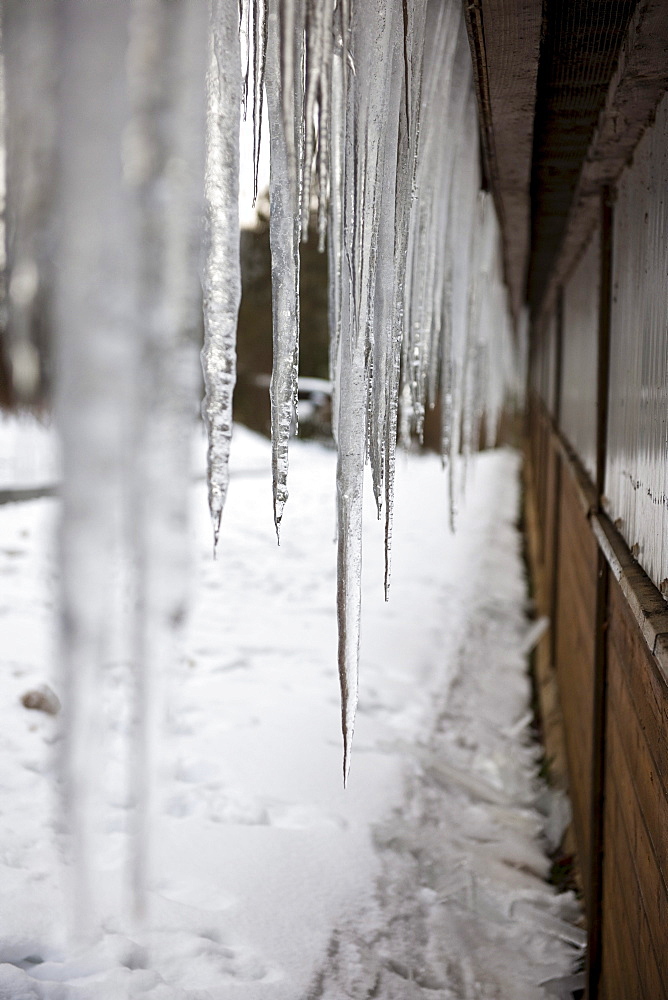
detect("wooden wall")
[601,576,668,999]
[526,402,668,998]
[471,3,668,993]
[553,463,597,906]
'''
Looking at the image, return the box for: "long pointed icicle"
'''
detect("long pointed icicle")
[266,0,300,538]
[334,0,399,783]
[201,0,242,549]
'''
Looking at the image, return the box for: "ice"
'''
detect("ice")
[250,0,267,205]
[330,0,419,781]
[52,0,138,937]
[1,1,56,404]
[48,0,208,933]
[265,0,301,538]
[126,0,208,919]
[201,0,242,547]
[320,0,518,773]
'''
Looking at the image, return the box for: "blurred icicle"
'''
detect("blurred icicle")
[127,0,208,921]
[1,0,56,404]
[53,0,137,937]
[201,0,242,548]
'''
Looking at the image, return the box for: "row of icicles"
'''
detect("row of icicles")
[201,0,521,784]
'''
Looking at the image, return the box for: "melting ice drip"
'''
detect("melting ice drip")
[1,0,521,930]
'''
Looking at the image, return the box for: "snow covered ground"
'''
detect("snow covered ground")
[0,417,583,999]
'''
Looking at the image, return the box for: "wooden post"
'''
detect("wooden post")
[586,185,613,999]
[548,290,564,675]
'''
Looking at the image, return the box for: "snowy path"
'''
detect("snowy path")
[0,421,582,999]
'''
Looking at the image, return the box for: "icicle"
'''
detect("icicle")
[335,281,366,786]
[315,0,336,251]
[332,0,403,779]
[327,46,345,386]
[383,89,411,592]
[126,0,207,921]
[278,0,305,218]
[201,0,242,549]
[266,0,301,538]
[355,0,400,516]
[301,0,327,239]
[408,2,455,431]
[53,0,137,938]
[383,91,411,599]
[241,0,250,118]
[1,0,56,405]
[251,0,267,204]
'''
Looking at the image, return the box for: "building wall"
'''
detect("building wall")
[605,90,668,596]
[561,231,599,483]
[526,92,668,1000]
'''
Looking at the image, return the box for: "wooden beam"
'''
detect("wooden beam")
[587,194,612,994]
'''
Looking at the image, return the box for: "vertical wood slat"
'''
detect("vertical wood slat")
[600,574,668,999]
[601,778,665,1000]
[524,405,573,800]
[587,188,613,998]
[554,463,598,907]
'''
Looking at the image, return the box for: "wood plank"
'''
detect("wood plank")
[608,577,668,797]
[553,469,599,905]
[599,879,643,1000]
[602,577,668,996]
[607,652,668,885]
[606,709,668,965]
[523,446,572,797]
[601,828,648,999]
[602,773,667,999]
[543,442,559,607]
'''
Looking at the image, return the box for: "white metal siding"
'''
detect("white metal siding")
[561,230,600,482]
[605,91,668,593]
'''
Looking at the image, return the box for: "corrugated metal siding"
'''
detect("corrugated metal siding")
[529,308,558,415]
[605,91,668,594]
[560,230,599,481]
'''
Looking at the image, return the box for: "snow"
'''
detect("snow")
[0,418,582,998]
